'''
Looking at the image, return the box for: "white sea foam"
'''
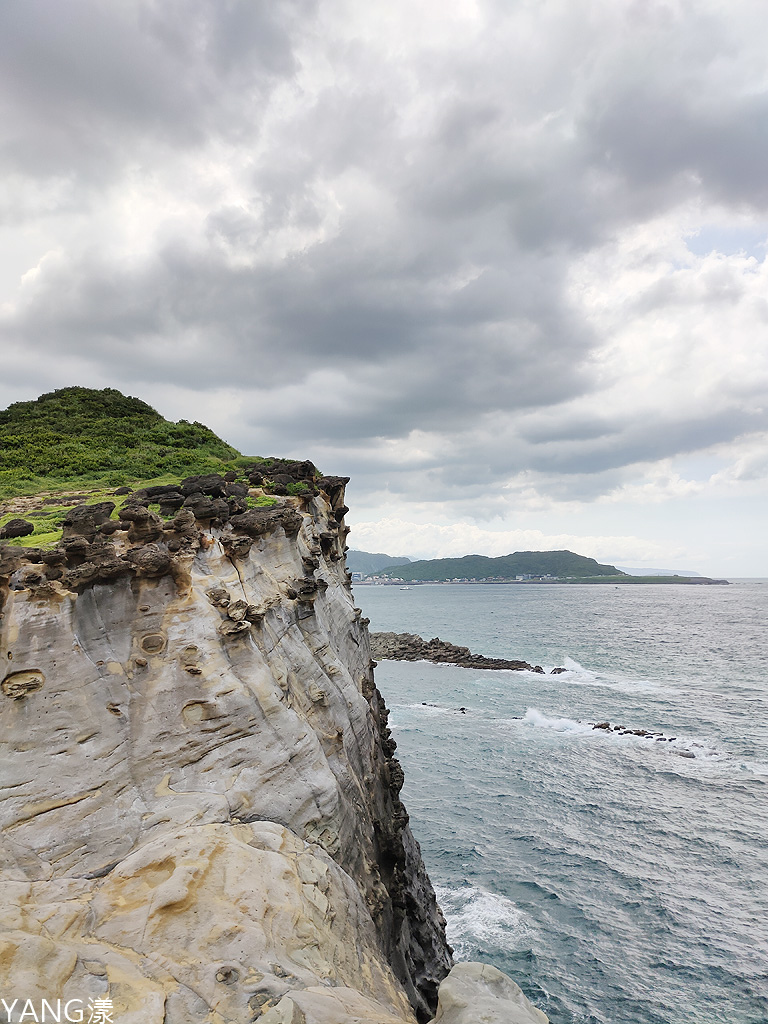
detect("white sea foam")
[435,884,532,955]
[520,708,725,761]
[550,657,671,696]
[560,656,594,677]
[521,707,592,734]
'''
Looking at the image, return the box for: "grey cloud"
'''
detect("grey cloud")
[0,0,311,181]
[586,88,768,211]
[3,0,768,517]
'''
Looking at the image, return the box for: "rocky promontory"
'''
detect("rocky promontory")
[0,465,548,1023]
[370,632,549,673]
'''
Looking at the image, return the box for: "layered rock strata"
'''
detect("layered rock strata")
[0,476,453,1023]
[0,473,549,1024]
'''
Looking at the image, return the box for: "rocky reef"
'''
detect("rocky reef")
[0,471,547,1024]
[370,632,556,674]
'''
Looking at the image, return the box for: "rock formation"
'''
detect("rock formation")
[370,632,550,673]
[0,475,547,1024]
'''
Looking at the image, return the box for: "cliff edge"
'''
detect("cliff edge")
[0,468,546,1023]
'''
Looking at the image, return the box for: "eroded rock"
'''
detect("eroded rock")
[370,632,541,673]
[0,480,540,1024]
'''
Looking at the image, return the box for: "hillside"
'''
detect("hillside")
[0,386,242,497]
[379,550,622,581]
[0,387,324,549]
[347,549,413,575]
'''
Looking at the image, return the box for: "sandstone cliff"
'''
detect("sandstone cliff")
[0,474,546,1024]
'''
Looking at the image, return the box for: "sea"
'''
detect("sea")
[355,581,768,1024]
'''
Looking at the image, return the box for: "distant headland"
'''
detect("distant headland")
[348,549,730,585]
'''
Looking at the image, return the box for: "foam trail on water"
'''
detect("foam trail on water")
[561,656,594,676]
[552,656,672,695]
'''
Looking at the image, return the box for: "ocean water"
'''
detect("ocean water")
[356,582,768,1024]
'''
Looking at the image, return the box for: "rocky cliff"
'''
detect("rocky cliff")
[0,472,546,1024]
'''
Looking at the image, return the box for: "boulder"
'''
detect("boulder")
[182,492,230,521]
[0,518,34,540]
[427,963,548,1024]
[180,473,227,497]
[125,543,172,577]
[61,502,116,540]
[118,503,164,543]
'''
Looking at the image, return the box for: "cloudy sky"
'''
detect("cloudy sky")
[2,0,767,575]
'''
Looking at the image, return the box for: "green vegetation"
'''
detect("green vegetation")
[0,387,312,549]
[245,494,278,509]
[1,485,138,547]
[0,386,240,497]
[379,550,622,581]
[286,481,310,496]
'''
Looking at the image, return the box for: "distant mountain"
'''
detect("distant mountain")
[346,550,413,575]
[378,550,621,581]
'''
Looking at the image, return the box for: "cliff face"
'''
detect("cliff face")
[0,478,451,1023]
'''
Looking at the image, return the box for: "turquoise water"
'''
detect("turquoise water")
[357,583,768,1024]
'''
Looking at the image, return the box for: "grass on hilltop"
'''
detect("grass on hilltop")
[0,386,249,498]
[0,386,286,548]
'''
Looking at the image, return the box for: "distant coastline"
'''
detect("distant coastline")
[349,548,731,585]
[355,576,730,586]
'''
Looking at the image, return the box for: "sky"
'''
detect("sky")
[1,0,767,576]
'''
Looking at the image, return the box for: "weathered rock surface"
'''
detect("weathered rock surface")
[370,632,545,673]
[0,518,34,540]
[429,963,548,1024]
[0,479,548,1024]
